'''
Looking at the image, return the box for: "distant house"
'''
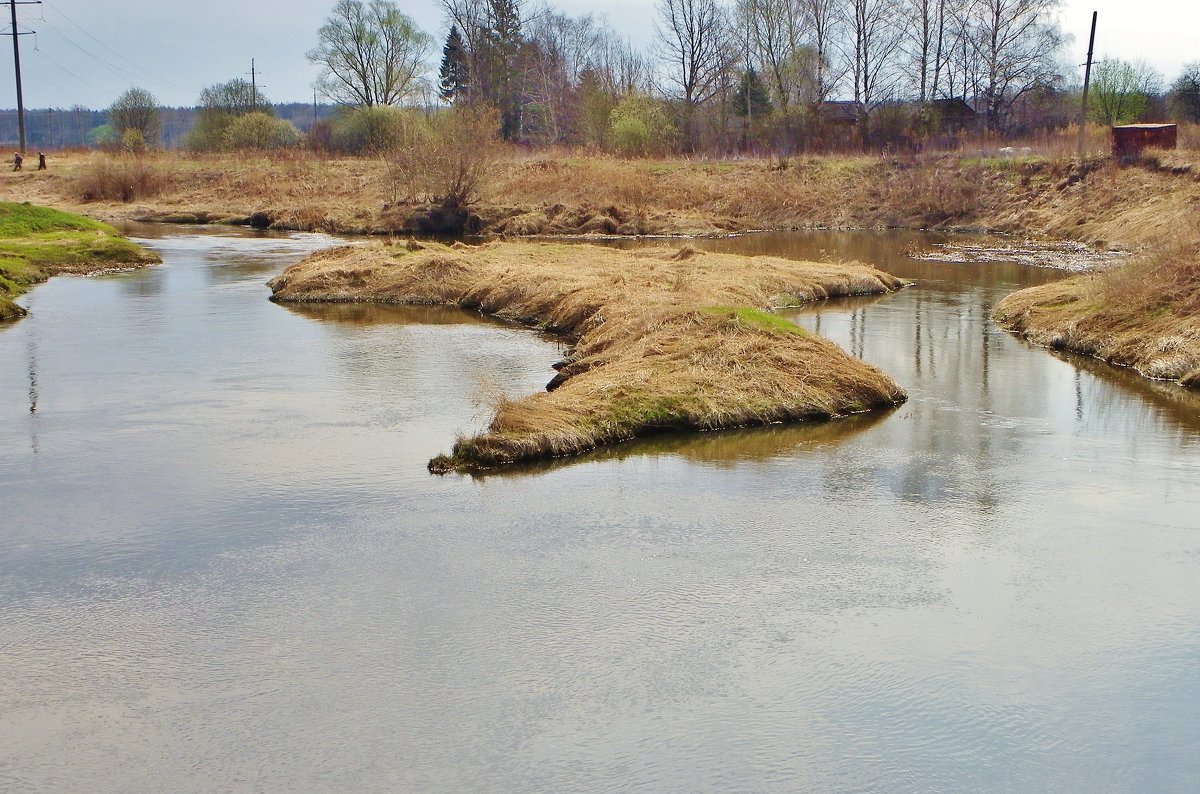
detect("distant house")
[928,99,977,132]
[818,101,860,127]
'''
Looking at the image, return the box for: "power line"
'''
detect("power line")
[30,47,114,99]
[35,16,156,89]
[43,2,190,93]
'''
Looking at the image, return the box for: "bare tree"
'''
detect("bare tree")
[109,87,161,147]
[940,2,979,102]
[846,0,903,129]
[966,0,1063,131]
[656,0,736,149]
[596,31,652,95]
[1169,63,1200,123]
[737,0,808,114]
[525,13,606,142]
[309,0,432,106]
[900,0,954,101]
[801,0,843,103]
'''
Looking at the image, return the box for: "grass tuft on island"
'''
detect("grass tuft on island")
[0,201,160,321]
[269,240,908,472]
[994,232,1200,388]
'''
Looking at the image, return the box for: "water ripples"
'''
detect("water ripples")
[1,227,1198,790]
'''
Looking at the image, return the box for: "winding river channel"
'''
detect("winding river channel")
[2,225,1198,791]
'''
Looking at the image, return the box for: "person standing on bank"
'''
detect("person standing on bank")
[12,152,22,171]
[37,152,46,171]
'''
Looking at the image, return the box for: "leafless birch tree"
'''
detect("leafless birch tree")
[967,0,1063,130]
[656,0,736,149]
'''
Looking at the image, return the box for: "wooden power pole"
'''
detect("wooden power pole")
[3,0,39,154]
[1077,11,1098,163]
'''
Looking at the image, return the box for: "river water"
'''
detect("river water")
[1,226,1197,791]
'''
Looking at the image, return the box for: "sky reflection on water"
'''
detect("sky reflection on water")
[1,226,1197,792]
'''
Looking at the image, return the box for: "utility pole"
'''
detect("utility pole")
[3,0,39,154]
[250,58,257,111]
[1077,11,1097,163]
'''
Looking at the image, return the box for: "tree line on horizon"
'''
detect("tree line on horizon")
[5,0,1200,156]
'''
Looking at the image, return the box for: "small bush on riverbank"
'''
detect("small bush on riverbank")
[74,158,168,203]
[385,106,502,208]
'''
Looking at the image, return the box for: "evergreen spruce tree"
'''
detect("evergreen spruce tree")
[486,0,523,141]
[438,25,469,104]
[732,69,772,119]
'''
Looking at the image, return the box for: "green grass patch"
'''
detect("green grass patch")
[703,305,810,336]
[957,155,1048,169]
[0,202,159,322]
[0,201,112,237]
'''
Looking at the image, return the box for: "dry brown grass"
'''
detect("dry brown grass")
[73,157,170,202]
[994,227,1200,386]
[269,240,908,471]
[1,144,1198,247]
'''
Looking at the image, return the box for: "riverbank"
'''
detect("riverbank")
[1,149,1197,247]
[0,201,161,321]
[995,233,1200,388]
[268,240,907,471]
[7,150,1197,391]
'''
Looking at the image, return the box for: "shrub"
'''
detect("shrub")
[74,158,167,203]
[121,129,147,154]
[186,78,273,151]
[331,106,425,154]
[611,117,649,157]
[608,94,676,157]
[187,111,234,151]
[385,105,501,208]
[224,112,302,150]
[86,124,119,151]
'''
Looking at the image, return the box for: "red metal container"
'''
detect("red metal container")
[1111,124,1178,157]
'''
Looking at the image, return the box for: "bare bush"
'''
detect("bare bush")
[385,105,502,208]
[74,158,168,203]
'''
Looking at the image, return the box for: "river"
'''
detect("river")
[1,226,1197,791]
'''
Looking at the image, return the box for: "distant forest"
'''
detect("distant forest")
[0,103,336,150]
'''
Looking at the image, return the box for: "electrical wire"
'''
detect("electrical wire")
[43,2,192,93]
[35,16,157,87]
[18,61,91,107]
[29,48,119,99]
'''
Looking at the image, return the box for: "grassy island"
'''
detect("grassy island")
[268,240,908,472]
[995,237,1200,388]
[0,201,161,321]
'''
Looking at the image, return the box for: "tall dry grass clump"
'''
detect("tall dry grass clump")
[269,240,908,471]
[74,157,169,203]
[995,224,1200,386]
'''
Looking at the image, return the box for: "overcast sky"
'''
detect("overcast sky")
[0,0,1196,110]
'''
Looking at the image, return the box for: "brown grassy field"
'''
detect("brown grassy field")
[6,144,1197,392]
[995,228,1200,388]
[268,240,908,471]
[1,141,1198,248]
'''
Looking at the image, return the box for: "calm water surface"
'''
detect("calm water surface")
[1,226,1198,791]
